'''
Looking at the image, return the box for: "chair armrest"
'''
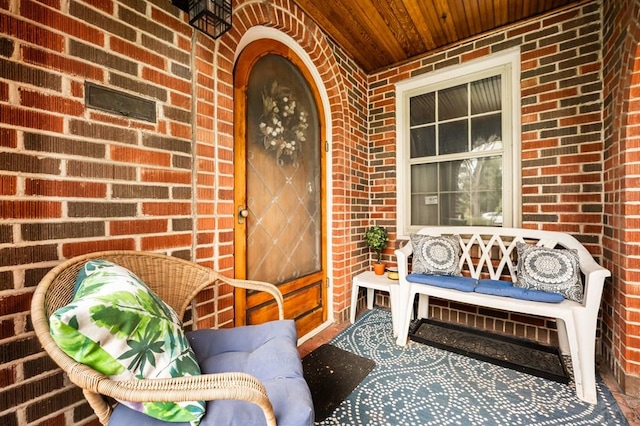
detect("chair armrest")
[96,371,271,403]
[88,371,276,426]
[218,276,285,320]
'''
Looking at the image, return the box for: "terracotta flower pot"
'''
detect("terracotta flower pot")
[373,262,386,275]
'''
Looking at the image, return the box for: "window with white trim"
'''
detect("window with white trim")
[396,49,521,238]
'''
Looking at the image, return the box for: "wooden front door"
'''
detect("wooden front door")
[233,40,327,337]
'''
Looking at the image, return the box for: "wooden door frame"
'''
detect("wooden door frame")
[233,39,327,326]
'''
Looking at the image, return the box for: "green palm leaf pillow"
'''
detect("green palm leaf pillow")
[50,260,205,424]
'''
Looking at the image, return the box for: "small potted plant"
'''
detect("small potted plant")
[364,225,389,275]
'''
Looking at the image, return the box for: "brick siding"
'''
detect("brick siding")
[602,0,640,396]
[1,0,639,423]
[0,0,366,422]
[367,1,609,347]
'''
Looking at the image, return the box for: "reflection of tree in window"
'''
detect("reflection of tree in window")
[456,135,502,225]
[405,72,507,228]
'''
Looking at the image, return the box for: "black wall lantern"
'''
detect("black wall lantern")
[173,0,232,39]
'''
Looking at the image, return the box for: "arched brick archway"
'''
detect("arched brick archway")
[212,0,368,323]
[602,0,640,395]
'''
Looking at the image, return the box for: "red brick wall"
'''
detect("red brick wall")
[602,0,640,397]
[0,0,367,423]
[3,0,640,423]
[1,1,207,423]
[368,2,605,346]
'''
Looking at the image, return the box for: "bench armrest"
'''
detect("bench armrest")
[395,240,413,279]
[580,260,611,313]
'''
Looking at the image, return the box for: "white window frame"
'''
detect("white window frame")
[395,48,521,239]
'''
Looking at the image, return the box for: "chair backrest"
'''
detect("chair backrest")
[37,250,219,319]
[30,250,220,424]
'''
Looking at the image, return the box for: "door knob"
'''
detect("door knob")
[238,206,249,224]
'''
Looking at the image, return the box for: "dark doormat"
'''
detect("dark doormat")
[410,318,569,384]
[302,343,376,422]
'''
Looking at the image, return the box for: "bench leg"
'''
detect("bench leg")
[396,282,429,346]
[396,289,415,346]
[417,294,430,319]
[396,287,429,345]
[350,283,359,324]
[396,304,413,346]
[389,285,400,338]
[575,316,598,404]
[556,319,571,355]
[564,315,597,404]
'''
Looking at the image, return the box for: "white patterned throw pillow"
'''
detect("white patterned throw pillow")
[49,260,205,424]
[410,234,462,276]
[515,242,583,303]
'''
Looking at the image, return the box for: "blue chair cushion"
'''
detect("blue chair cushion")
[108,320,314,426]
[406,273,477,292]
[475,279,564,303]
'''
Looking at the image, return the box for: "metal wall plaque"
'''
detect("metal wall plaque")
[85,82,156,123]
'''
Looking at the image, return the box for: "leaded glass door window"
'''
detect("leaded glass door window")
[234,40,327,337]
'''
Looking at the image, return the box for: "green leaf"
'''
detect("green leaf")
[143,401,201,423]
[119,326,165,373]
[170,352,201,377]
[133,288,175,320]
[49,317,125,376]
[89,305,144,337]
[68,314,79,330]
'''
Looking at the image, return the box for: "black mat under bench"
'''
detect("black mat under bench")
[410,318,569,383]
[302,343,376,422]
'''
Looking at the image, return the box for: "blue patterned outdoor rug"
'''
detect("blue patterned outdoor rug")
[318,309,628,425]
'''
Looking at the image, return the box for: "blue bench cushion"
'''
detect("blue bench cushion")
[406,274,565,303]
[407,273,477,292]
[108,320,314,426]
[476,279,564,303]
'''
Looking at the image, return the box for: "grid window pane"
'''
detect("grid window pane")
[411,196,438,226]
[410,126,436,158]
[456,156,503,225]
[471,113,502,150]
[411,163,438,193]
[410,93,435,126]
[439,193,467,225]
[411,164,438,226]
[470,75,501,114]
[438,160,462,191]
[439,120,468,155]
[438,84,467,120]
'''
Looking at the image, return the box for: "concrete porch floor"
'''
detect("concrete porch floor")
[298,314,640,426]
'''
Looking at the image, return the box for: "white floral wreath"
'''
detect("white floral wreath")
[258,80,308,165]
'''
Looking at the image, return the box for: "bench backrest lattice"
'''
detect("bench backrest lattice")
[411,226,591,288]
[456,233,560,282]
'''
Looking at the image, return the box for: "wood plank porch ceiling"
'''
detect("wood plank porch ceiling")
[292,0,583,73]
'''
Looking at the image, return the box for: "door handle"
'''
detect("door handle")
[238,206,249,224]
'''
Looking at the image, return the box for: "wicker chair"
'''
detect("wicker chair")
[30,250,297,426]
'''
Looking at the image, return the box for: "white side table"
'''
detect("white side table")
[350,271,400,336]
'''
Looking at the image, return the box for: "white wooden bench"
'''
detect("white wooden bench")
[394,226,611,404]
